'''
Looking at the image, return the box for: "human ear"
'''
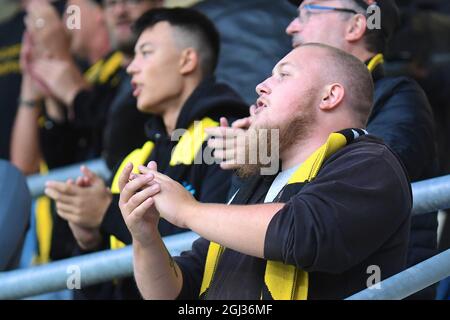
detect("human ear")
[345,14,367,43]
[319,83,345,111]
[179,48,199,75]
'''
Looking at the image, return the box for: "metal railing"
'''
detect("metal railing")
[27,159,111,198]
[346,248,450,300]
[0,232,199,300]
[1,171,448,300]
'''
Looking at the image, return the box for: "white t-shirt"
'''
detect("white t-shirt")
[264,164,301,203]
[227,164,301,204]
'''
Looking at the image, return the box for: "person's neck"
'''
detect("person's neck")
[280,119,359,170]
[86,30,111,64]
[162,78,200,135]
[346,45,377,64]
[280,133,329,171]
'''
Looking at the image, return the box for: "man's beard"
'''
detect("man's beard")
[236,108,316,178]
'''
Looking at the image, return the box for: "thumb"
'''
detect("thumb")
[220,117,229,127]
[147,161,158,172]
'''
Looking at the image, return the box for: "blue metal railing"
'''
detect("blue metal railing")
[346,249,450,300]
[27,159,111,198]
[0,232,199,300]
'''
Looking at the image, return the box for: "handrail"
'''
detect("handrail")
[346,249,450,300]
[0,232,199,300]
[27,159,111,198]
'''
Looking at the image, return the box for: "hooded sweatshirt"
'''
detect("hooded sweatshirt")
[101,76,249,244]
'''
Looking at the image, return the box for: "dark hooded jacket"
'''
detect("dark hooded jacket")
[101,76,249,243]
[367,63,438,299]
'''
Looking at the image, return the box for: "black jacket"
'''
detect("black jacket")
[367,64,438,299]
[101,77,249,244]
[175,136,412,300]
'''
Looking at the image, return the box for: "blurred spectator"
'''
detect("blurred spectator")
[0,0,65,160]
[0,160,31,271]
[193,0,295,105]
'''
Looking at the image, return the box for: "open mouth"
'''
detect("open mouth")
[254,99,269,115]
[131,82,143,97]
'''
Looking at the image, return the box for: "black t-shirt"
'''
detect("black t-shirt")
[175,136,412,300]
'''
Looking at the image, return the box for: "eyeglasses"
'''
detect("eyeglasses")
[297,4,359,23]
[103,0,147,8]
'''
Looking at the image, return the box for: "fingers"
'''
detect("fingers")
[55,202,78,222]
[212,147,239,163]
[205,126,243,139]
[120,172,155,204]
[231,116,252,130]
[80,165,97,181]
[44,187,76,205]
[220,160,242,171]
[124,184,161,216]
[45,180,76,194]
[118,162,133,193]
[137,165,171,183]
[127,197,156,224]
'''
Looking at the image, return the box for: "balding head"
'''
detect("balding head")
[299,43,374,126]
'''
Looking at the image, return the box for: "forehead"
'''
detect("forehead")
[276,47,322,70]
[300,0,344,7]
[135,21,173,45]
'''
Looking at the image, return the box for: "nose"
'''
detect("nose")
[126,58,138,75]
[256,79,271,96]
[286,16,302,36]
[113,2,129,17]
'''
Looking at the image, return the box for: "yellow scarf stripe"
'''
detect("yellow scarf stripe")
[110,235,126,251]
[170,118,219,166]
[84,51,124,84]
[367,53,384,73]
[99,52,123,84]
[34,196,53,264]
[288,133,347,184]
[83,59,104,83]
[199,242,223,297]
[111,141,155,194]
